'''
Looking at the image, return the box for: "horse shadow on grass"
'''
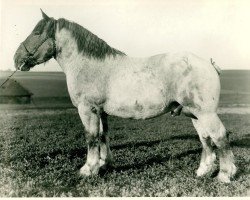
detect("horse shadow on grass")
[98,134,201,175]
[40,132,249,169]
[33,131,249,180]
[99,132,250,177]
[111,134,199,149]
[36,133,199,163]
[103,147,202,175]
[230,136,250,148]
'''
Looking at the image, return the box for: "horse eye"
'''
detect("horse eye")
[34,31,40,35]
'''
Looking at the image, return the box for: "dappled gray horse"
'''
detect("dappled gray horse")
[14,10,236,183]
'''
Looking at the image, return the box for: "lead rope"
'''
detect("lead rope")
[0,69,18,88]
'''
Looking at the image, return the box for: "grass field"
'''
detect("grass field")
[0,108,249,197]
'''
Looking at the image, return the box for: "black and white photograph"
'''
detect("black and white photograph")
[0,0,249,197]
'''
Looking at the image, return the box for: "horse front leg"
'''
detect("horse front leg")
[78,103,100,176]
[99,112,113,170]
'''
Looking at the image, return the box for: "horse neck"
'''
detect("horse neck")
[54,27,124,76]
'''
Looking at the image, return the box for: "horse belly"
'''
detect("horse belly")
[104,98,167,119]
[104,73,169,119]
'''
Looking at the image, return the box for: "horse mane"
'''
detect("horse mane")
[57,18,126,59]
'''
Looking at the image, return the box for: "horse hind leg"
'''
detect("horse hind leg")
[192,118,216,177]
[197,113,237,183]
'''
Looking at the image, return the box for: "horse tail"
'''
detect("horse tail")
[210,58,221,75]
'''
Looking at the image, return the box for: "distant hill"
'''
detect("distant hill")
[0,70,249,107]
[0,71,71,107]
[220,70,250,94]
[219,70,250,106]
[0,71,68,97]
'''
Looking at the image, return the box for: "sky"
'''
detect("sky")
[1,0,250,71]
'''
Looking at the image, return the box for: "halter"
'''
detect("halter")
[22,19,57,65]
[22,36,53,58]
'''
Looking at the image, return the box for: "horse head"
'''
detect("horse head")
[14,9,57,71]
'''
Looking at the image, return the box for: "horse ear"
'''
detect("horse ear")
[40,9,50,20]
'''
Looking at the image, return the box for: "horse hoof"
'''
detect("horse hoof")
[79,164,99,177]
[196,168,211,177]
[196,164,215,177]
[79,165,92,177]
[217,172,231,183]
[196,168,207,177]
[100,159,113,170]
[229,164,237,177]
[217,163,237,183]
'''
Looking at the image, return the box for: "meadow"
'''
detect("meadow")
[0,70,249,196]
[0,109,249,197]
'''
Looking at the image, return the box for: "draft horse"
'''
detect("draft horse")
[14,10,236,183]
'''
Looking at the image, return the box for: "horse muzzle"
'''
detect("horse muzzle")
[14,45,36,71]
[14,59,34,71]
[19,63,32,71]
